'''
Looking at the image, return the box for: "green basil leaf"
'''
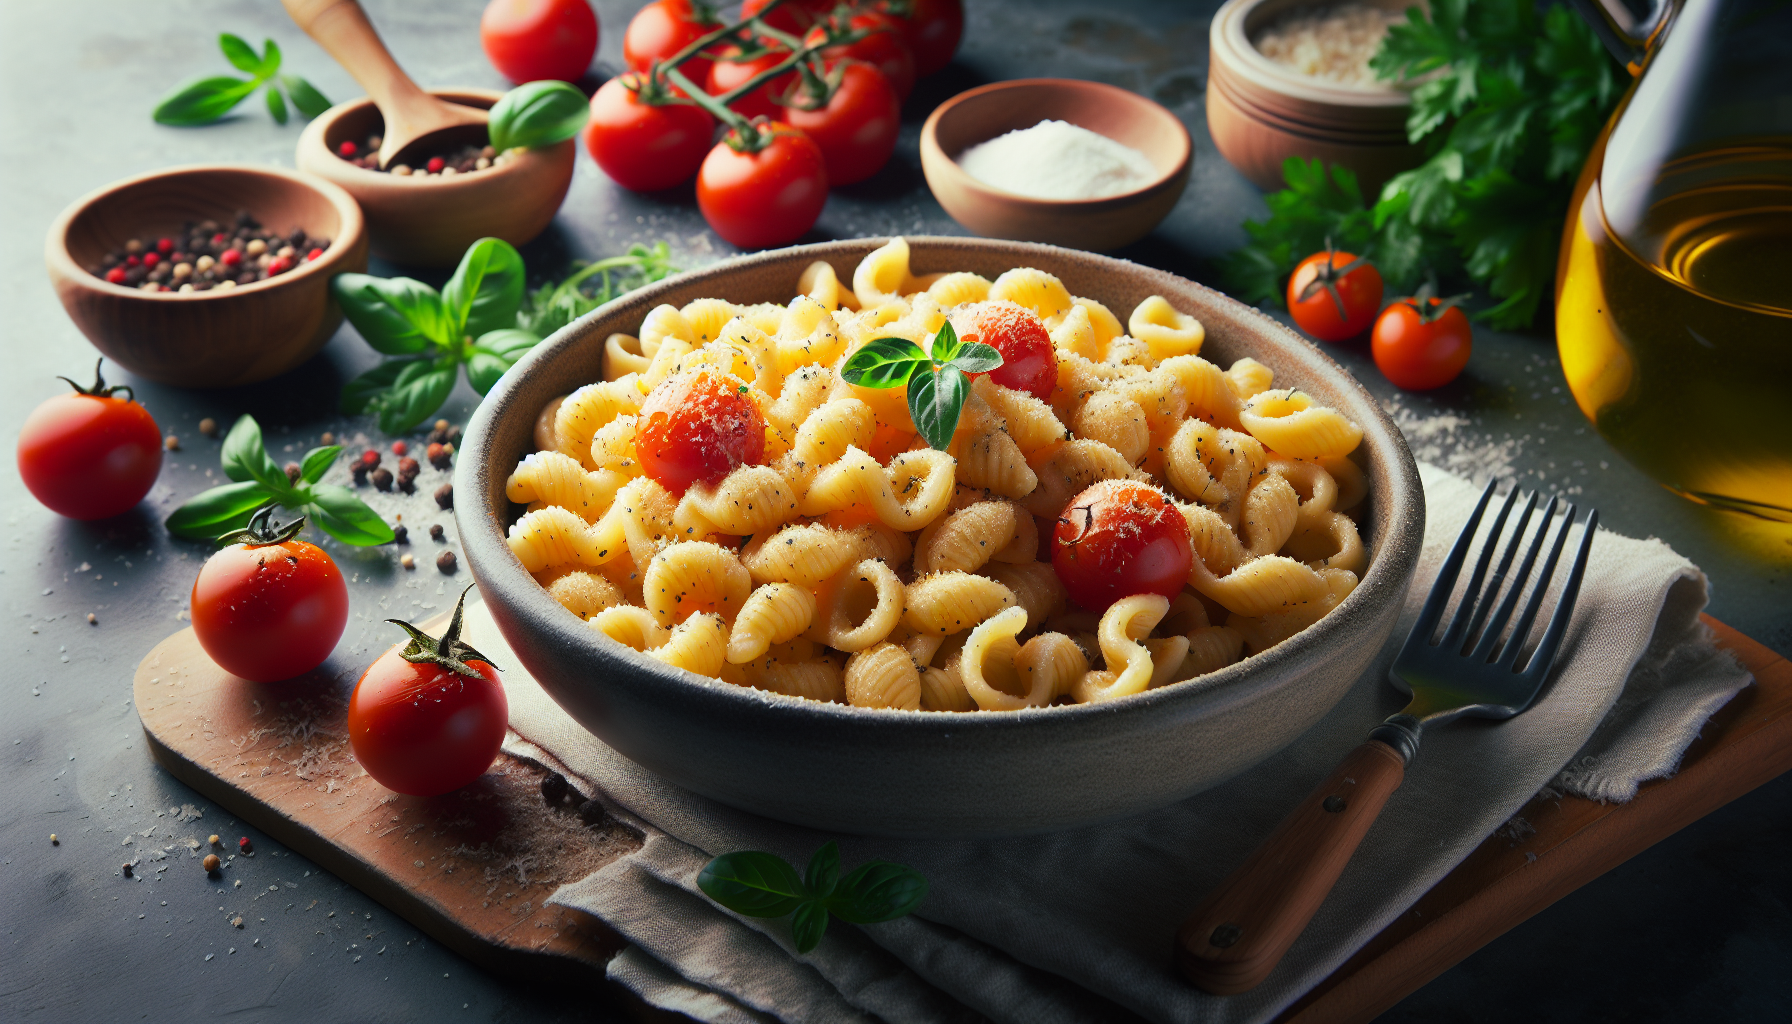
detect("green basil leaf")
[165,481,276,540]
[928,319,960,363]
[697,851,809,918]
[488,80,590,152]
[282,74,333,118]
[443,238,526,340]
[305,485,396,546]
[906,364,967,452]
[332,273,452,354]
[152,75,260,126]
[340,358,419,415]
[265,85,288,125]
[474,327,542,360]
[840,337,930,389]
[221,415,286,489]
[804,842,840,902]
[465,352,510,396]
[827,861,928,924]
[790,900,830,954]
[218,34,262,74]
[372,360,458,434]
[298,445,342,484]
[947,341,1003,375]
[259,38,283,77]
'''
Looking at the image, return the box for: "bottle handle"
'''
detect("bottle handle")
[1568,0,1677,71]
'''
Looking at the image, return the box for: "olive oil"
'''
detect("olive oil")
[1557,142,1792,522]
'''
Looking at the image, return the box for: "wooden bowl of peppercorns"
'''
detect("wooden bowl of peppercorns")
[44,163,368,389]
[295,88,576,268]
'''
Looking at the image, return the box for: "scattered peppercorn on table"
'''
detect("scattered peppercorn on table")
[3,1,1787,1022]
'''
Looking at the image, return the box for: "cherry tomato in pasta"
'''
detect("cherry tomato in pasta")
[636,370,767,494]
[971,303,1057,402]
[1051,479,1192,612]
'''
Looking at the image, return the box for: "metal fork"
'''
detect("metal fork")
[1174,480,1597,995]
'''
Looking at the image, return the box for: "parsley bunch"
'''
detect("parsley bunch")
[1220,0,1623,329]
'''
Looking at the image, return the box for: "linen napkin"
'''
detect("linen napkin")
[469,463,1753,1024]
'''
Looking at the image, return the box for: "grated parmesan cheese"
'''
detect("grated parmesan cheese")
[1255,4,1402,89]
[956,119,1159,201]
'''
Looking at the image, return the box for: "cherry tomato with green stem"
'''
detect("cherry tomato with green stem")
[881,0,964,77]
[480,0,599,84]
[1286,243,1383,343]
[696,122,829,249]
[636,369,768,494]
[777,61,900,186]
[190,507,349,683]
[1372,284,1474,390]
[1051,479,1192,612]
[584,72,714,192]
[804,11,915,101]
[17,360,162,520]
[348,589,507,797]
[970,303,1057,402]
[706,42,796,122]
[740,0,832,35]
[624,0,718,84]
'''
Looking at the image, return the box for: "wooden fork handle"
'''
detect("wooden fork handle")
[1174,740,1406,995]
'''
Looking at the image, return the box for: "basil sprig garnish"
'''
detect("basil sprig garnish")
[839,321,1003,451]
[697,842,928,953]
[166,415,394,547]
[488,80,590,152]
[154,34,332,127]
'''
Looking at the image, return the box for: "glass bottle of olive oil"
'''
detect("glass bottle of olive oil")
[1557,0,1792,522]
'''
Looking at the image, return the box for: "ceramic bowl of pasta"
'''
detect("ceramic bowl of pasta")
[457,236,1422,837]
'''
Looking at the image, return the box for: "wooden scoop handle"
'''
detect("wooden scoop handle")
[1174,740,1406,995]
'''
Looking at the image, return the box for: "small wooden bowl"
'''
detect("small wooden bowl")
[1207,0,1423,196]
[919,78,1191,252]
[44,163,368,389]
[295,88,576,267]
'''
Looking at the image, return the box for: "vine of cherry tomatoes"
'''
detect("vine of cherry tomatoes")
[1284,244,1474,391]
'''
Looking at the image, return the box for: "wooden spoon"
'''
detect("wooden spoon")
[281,0,488,170]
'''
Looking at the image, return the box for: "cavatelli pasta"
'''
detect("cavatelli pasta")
[811,558,905,652]
[728,583,817,663]
[959,606,1052,710]
[554,376,642,467]
[972,377,1067,454]
[1015,631,1089,701]
[798,259,857,311]
[918,661,976,712]
[506,451,626,522]
[853,237,914,307]
[751,658,846,702]
[590,415,641,476]
[980,560,1067,631]
[639,303,696,357]
[1225,357,1274,399]
[740,523,876,587]
[650,612,729,676]
[903,571,1016,635]
[1020,438,1143,518]
[798,446,956,530]
[590,605,667,651]
[989,267,1073,320]
[605,334,650,379]
[1072,391,1150,466]
[1070,594,1168,703]
[1128,295,1205,359]
[680,298,738,344]
[775,398,876,492]
[1239,389,1363,460]
[950,420,1037,499]
[1157,354,1243,430]
[1190,553,1335,618]
[1241,472,1301,557]
[643,540,753,627]
[913,501,1037,575]
[1046,303,1100,360]
[1179,626,1245,679]
[926,271,991,306]
[1071,296,1124,347]
[542,569,625,619]
[673,465,801,538]
[844,642,922,710]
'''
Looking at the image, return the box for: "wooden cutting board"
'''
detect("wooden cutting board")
[135,615,1791,1023]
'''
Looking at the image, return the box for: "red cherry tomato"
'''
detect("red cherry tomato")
[17,363,162,520]
[479,0,599,84]
[804,12,915,101]
[348,604,507,797]
[624,0,717,83]
[636,370,768,493]
[696,123,829,249]
[971,303,1057,402]
[1051,479,1192,612]
[740,0,833,35]
[585,73,715,192]
[1372,295,1473,390]
[777,61,899,186]
[190,511,349,683]
[706,43,796,122]
[882,0,963,77]
[1286,248,1384,342]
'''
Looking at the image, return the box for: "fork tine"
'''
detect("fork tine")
[1453,488,1536,652]
[1440,485,1521,651]
[1519,508,1597,678]
[1495,501,1576,667]
[1410,479,1499,643]
[1471,494,1559,662]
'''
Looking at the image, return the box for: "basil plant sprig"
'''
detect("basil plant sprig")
[154,34,332,127]
[334,237,539,434]
[487,80,590,152]
[839,321,1003,451]
[697,842,928,954]
[166,415,394,546]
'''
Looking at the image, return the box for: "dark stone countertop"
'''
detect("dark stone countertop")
[0,1,1785,1021]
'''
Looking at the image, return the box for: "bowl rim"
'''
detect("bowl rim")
[458,236,1425,739]
[919,77,1193,208]
[1213,0,1415,108]
[44,161,366,301]
[296,86,573,190]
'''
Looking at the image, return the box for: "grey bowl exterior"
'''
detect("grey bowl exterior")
[456,237,1423,838]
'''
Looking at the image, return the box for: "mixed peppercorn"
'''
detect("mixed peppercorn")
[337,134,509,177]
[91,211,330,292]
